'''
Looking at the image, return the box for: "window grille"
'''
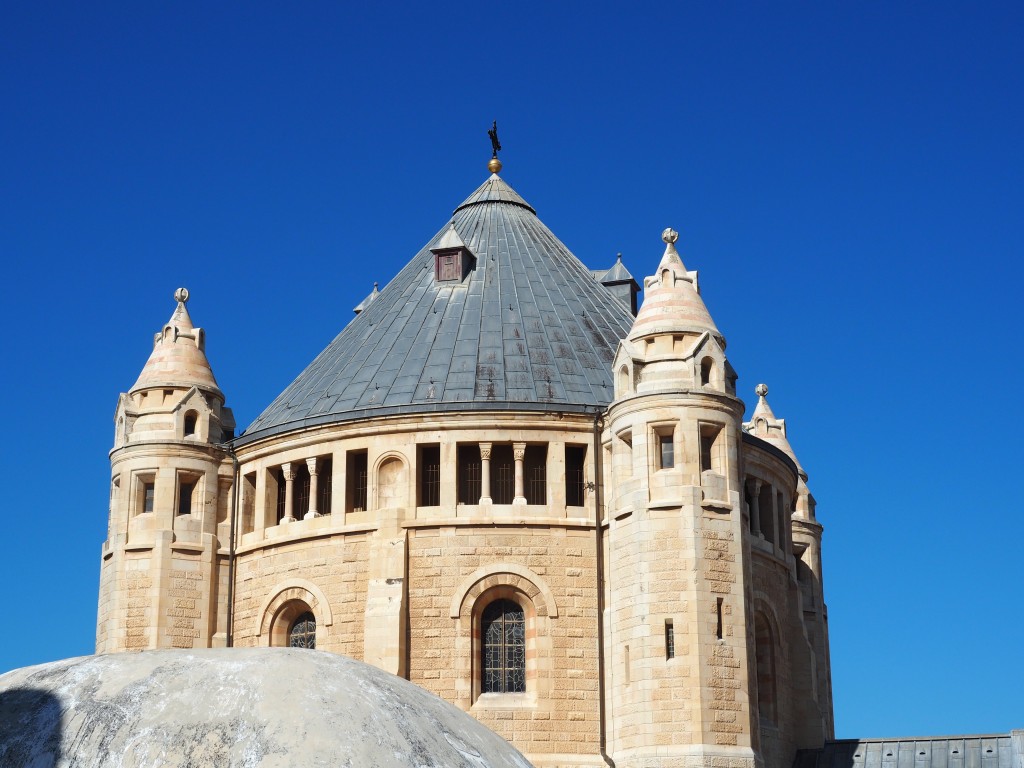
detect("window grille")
[491,445,514,504]
[525,445,547,505]
[419,445,441,506]
[348,452,368,512]
[458,445,481,504]
[318,458,332,515]
[565,445,586,506]
[294,463,310,519]
[481,599,525,694]
[665,620,675,659]
[276,469,287,522]
[289,612,316,649]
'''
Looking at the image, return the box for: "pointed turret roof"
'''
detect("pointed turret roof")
[628,228,722,344]
[240,171,635,443]
[130,288,222,397]
[743,383,805,476]
[599,253,636,284]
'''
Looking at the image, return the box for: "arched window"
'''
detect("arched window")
[183,411,198,437]
[618,365,630,395]
[481,599,525,693]
[700,357,714,387]
[288,611,316,649]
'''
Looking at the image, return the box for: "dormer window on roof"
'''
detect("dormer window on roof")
[431,224,474,283]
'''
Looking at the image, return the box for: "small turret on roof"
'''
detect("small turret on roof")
[130,288,221,397]
[743,383,817,519]
[628,228,722,344]
[594,253,641,315]
[743,383,801,468]
[353,282,380,315]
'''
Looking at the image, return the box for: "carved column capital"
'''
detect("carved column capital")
[306,457,319,476]
[479,442,492,461]
[513,442,526,462]
[281,462,297,482]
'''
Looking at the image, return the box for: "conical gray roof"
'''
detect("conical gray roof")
[239,173,635,443]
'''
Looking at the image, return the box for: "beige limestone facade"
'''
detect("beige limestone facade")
[98,175,833,768]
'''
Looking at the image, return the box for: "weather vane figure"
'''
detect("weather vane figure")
[488,121,501,159]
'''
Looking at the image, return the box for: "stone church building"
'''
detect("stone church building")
[98,156,836,768]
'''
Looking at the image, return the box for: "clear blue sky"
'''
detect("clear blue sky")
[2,2,1021,739]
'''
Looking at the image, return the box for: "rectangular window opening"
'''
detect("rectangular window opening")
[177,478,196,516]
[418,444,441,506]
[700,423,722,474]
[657,429,674,470]
[347,450,368,513]
[142,480,155,514]
[318,457,333,515]
[716,598,724,640]
[665,620,675,659]
[293,463,311,519]
[490,445,514,504]
[525,445,547,505]
[457,444,481,504]
[565,444,587,507]
[275,468,287,522]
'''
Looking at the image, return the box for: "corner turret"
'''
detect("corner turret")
[604,228,754,767]
[99,289,234,654]
[742,383,833,739]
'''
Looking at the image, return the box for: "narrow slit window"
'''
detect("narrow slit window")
[658,430,674,469]
[716,598,724,640]
[142,481,155,514]
[183,411,198,436]
[665,620,675,659]
[177,480,195,516]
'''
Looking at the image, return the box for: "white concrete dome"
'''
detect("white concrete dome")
[0,648,535,767]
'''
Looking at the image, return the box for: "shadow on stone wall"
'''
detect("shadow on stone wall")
[0,687,63,767]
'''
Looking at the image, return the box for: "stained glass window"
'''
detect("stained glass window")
[289,611,316,649]
[481,599,525,694]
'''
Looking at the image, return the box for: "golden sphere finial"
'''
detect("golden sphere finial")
[488,157,503,174]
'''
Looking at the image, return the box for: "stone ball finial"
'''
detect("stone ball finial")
[662,227,679,244]
[755,383,768,398]
[174,287,190,304]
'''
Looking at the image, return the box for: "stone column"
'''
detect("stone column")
[281,462,296,523]
[479,443,492,504]
[513,442,527,505]
[750,479,762,538]
[305,457,320,520]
